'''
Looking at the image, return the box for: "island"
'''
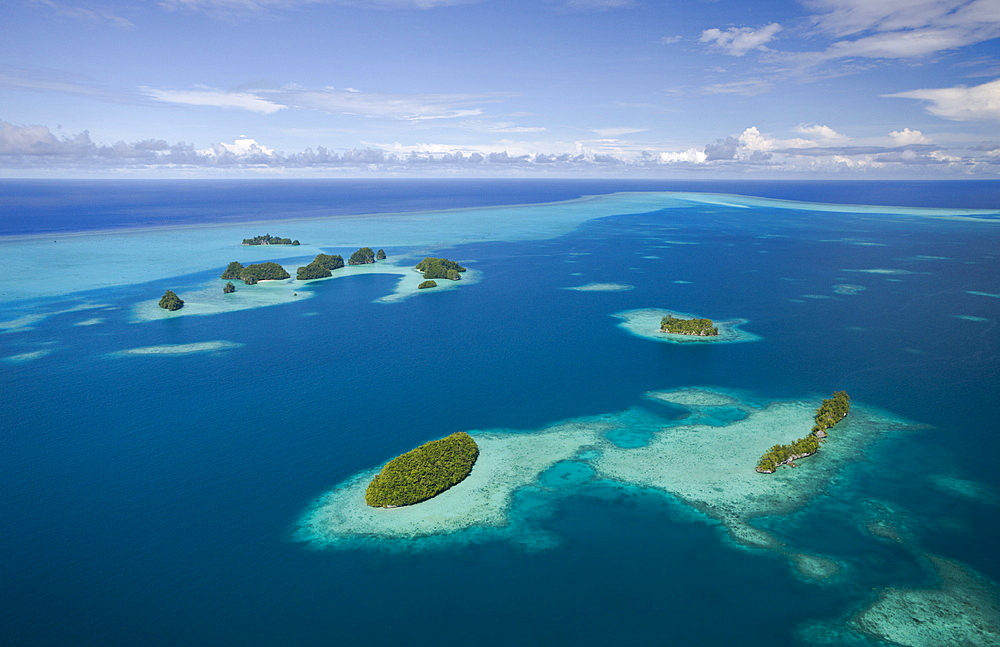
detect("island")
[365,432,480,507]
[223,281,236,294]
[376,249,387,260]
[242,234,299,246]
[158,290,184,311]
[418,280,438,289]
[756,391,851,473]
[296,254,345,280]
[221,261,291,285]
[660,315,719,336]
[416,257,466,281]
[348,247,376,265]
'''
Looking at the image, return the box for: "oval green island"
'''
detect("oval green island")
[365,432,480,508]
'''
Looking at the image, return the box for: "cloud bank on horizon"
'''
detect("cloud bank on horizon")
[1,0,998,177]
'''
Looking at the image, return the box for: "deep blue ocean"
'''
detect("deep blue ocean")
[2,180,999,646]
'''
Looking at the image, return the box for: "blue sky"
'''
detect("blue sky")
[1,0,998,177]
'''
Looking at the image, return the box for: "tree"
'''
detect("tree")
[349,247,376,265]
[159,290,184,311]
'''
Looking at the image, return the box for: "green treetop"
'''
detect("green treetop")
[415,257,466,280]
[348,247,376,265]
[158,290,184,311]
[220,261,291,285]
[660,315,719,336]
[365,432,480,507]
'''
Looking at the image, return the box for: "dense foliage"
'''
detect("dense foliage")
[813,390,851,434]
[296,254,345,280]
[415,257,466,280]
[220,261,291,284]
[158,290,184,311]
[365,432,480,507]
[756,435,820,473]
[418,280,437,289]
[376,249,387,260]
[242,234,299,246]
[756,390,852,473]
[348,247,376,265]
[660,315,718,336]
[223,281,236,293]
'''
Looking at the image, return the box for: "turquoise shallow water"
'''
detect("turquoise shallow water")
[2,180,999,646]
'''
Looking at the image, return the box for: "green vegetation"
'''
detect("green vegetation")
[296,254,345,280]
[756,435,821,474]
[813,390,851,435]
[376,249,387,260]
[416,257,466,280]
[756,391,852,473]
[660,315,719,336]
[365,432,480,507]
[348,247,376,265]
[158,290,184,311]
[418,280,438,289]
[220,261,291,285]
[242,234,299,246]
[223,281,236,294]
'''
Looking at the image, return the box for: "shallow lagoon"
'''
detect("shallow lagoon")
[2,180,999,646]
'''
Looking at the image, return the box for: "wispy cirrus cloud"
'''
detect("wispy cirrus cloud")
[884,78,1000,120]
[143,87,286,114]
[700,23,782,56]
[28,0,134,28]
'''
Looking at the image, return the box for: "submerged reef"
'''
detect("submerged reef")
[613,309,760,344]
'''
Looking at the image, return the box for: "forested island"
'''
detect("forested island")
[418,280,438,289]
[416,257,466,280]
[756,391,851,473]
[296,254,345,280]
[221,261,291,285]
[660,315,719,336]
[365,432,480,507]
[242,234,299,246]
[223,281,236,294]
[158,290,184,311]
[348,247,376,265]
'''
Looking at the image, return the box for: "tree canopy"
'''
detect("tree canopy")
[756,391,852,473]
[348,247,376,265]
[220,261,291,284]
[365,432,480,507]
[158,290,184,311]
[415,257,466,280]
[660,315,719,336]
[418,280,438,289]
[296,254,345,280]
[242,234,299,246]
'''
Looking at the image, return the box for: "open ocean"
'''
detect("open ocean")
[2,179,999,646]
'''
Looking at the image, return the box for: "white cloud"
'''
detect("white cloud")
[700,23,782,56]
[658,148,708,163]
[29,0,133,28]
[590,127,648,137]
[202,136,276,157]
[885,78,1000,120]
[660,35,683,45]
[266,85,509,121]
[144,87,285,114]
[795,124,848,141]
[889,128,930,144]
[700,79,775,96]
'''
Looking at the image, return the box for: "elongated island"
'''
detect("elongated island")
[756,391,851,473]
[365,432,480,507]
[242,234,299,246]
[660,315,718,336]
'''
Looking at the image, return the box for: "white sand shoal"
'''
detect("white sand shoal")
[112,340,244,356]
[646,388,743,408]
[564,282,635,292]
[613,308,761,345]
[3,349,53,362]
[299,421,606,545]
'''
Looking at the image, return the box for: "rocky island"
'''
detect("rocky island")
[416,257,466,281]
[221,261,291,285]
[158,290,184,311]
[348,247,376,265]
[296,254,345,280]
[242,234,299,246]
[660,315,719,336]
[756,391,851,473]
[365,432,480,507]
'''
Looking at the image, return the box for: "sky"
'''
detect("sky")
[1,0,998,178]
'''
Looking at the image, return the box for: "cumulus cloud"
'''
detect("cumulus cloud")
[700,23,782,56]
[884,78,1000,120]
[795,124,848,141]
[889,128,930,145]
